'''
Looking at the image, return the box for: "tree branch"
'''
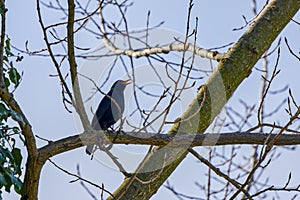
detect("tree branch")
[109,0,300,199]
[0,0,6,83]
[67,0,90,130]
[0,2,39,200]
[98,2,225,61]
[188,148,252,199]
[36,0,73,104]
[38,131,300,161]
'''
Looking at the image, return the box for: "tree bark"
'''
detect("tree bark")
[20,157,45,200]
[108,0,300,199]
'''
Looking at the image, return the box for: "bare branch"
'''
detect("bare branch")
[38,131,300,162]
[0,0,6,83]
[230,105,300,199]
[285,37,300,61]
[189,148,252,199]
[36,0,74,115]
[48,159,114,198]
[67,0,90,129]
[98,2,225,61]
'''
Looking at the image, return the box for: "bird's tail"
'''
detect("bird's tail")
[85,145,94,155]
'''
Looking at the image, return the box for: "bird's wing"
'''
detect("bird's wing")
[91,95,111,128]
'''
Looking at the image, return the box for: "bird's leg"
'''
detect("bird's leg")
[105,129,121,150]
[89,146,96,160]
[90,152,94,160]
[99,126,116,150]
[106,118,125,150]
[97,134,107,151]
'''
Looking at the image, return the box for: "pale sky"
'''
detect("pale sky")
[3,0,300,199]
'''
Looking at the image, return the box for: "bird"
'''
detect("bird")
[86,79,131,155]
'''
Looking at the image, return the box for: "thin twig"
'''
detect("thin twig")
[188,148,252,199]
[48,159,114,198]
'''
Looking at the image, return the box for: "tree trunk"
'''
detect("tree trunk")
[108,0,300,199]
[21,155,45,200]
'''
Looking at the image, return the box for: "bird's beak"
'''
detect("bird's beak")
[122,79,132,85]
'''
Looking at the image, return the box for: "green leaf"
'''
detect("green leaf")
[3,173,12,192]
[11,148,22,174]
[3,56,8,62]
[0,153,5,164]
[8,68,21,87]
[0,101,23,197]
[4,38,14,57]
[13,178,22,194]
[0,146,23,195]
[5,38,10,51]
[4,77,10,88]
[0,7,7,15]
[0,174,7,186]
[5,48,13,57]
[0,103,10,121]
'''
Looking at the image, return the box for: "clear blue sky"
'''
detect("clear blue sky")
[4,0,300,199]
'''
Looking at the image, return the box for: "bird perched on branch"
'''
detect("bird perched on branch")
[86,79,131,155]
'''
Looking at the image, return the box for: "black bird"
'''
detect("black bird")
[86,79,131,155]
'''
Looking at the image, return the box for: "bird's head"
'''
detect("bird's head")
[111,79,131,92]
